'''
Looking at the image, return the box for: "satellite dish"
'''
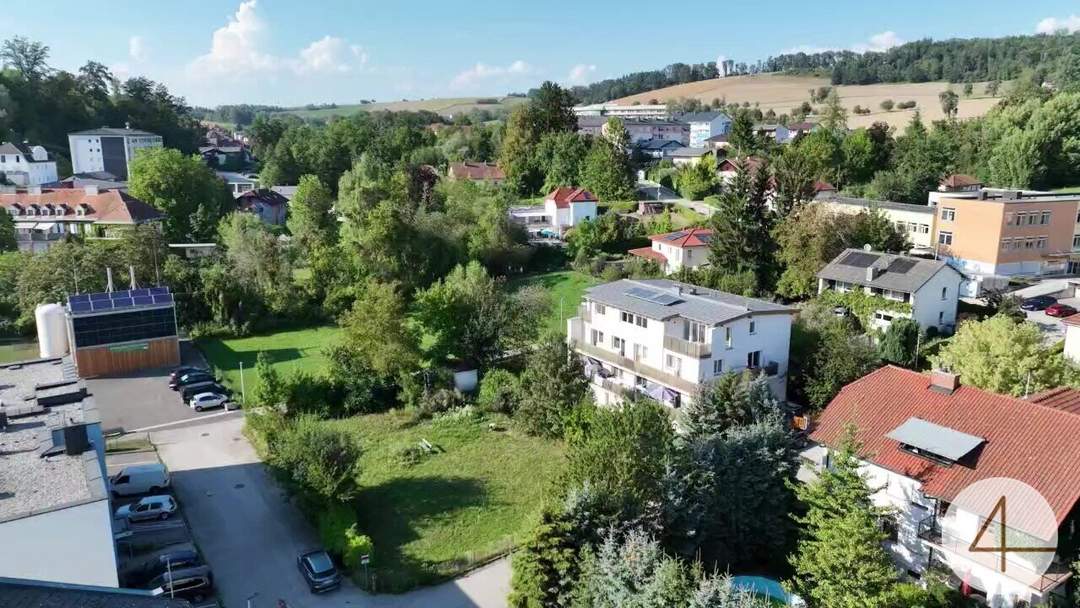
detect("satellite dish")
[863,243,872,251]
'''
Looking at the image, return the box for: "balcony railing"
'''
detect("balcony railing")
[15,232,64,242]
[569,319,698,395]
[663,335,710,359]
[916,515,1070,594]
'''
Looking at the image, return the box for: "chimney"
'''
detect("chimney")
[83,185,99,195]
[27,185,41,195]
[866,264,879,282]
[930,370,960,395]
[62,424,92,456]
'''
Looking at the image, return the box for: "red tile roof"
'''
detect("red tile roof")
[1028,387,1080,415]
[628,246,668,263]
[448,161,504,181]
[648,227,713,248]
[236,188,289,208]
[813,180,836,193]
[717,156,765,174]
[810,365,1080,524]
[0,188,162,224]
[941,174,982,188]
[546,186,597,208]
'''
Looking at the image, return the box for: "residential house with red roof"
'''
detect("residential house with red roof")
[544,187,598,233]
[804,366,1080,606]
[235,188,289,225]
[0,186,163,253]
[447,161,505,185]
[629,227,713,274]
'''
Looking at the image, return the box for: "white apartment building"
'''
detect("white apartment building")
[573,103,669,120]
[816,195,936,252]
[577,116,688,145]
[0,142,58,186]
[674,112,732,148]
[817,248,962,333]
[803,367,1080,607]
[68,126,163,181]
[629,227,713,274]
[567,279,796,407]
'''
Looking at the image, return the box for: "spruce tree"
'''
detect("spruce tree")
[709,159,777,293]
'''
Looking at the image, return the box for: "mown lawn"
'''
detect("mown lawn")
[327,409,565,591]
[197,326,342,400]
[508,270,599,335]
[0,340,40,364]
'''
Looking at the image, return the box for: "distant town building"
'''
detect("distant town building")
[668,147,713,167]
[216,171,259,196]
[816,195,936,251]
[752,123,790,143]
[634,138,684,159]
[0,142,58,186]
[0,186,163,253]
[66,287,180,377]
[673,112,732,148]
[573,103,670,120]
[447,161,506,185]
[235,188,289,225]
[68,126,162,181]
[628,227,713,274]
[544,187,598,231]
[577,116,687,145]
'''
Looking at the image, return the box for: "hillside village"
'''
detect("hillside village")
[2,11,1080,608]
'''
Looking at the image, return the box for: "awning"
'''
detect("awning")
[33,222,56,230]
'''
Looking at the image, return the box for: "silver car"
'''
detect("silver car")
[115,495,178,522]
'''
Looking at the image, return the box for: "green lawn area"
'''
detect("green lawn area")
[508,270,599,335]
[327,409,565,591]
[197,326,342,400]
[1054,186,1080,194]
[0,340,40,364]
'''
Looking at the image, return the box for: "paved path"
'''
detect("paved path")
[636,180,716,217]
[152,416,510,608]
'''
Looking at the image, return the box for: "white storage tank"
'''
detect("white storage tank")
[35,303,68,359]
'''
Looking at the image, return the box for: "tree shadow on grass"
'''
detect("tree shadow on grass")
[203,342,304,374]
[354,475,491,592]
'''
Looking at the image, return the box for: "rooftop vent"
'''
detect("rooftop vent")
[62,423,91,456]
[83,185,99,196]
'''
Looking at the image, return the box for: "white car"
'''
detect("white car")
[189,392,227,412]
[115,495,177,522]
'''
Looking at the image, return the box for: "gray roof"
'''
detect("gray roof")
[819,194,935,215]
[817,248,958,294]
[674,111,730,124]
[886,417,984,462]
[0,142,31,156]
[577,116,684,129]
[635,138,683,151]
[667,146,711,158]
[0,577,191,608]
[69,127,160,138]
[584,279,795,326]
[271,185,298,200]
[0,359,106,523]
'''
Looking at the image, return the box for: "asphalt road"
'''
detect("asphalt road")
[152,416,510,608]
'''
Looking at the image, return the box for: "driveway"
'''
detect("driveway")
[89,341,220,434]
[152,416,510,608]
[636,179,716,217]
[1023,297,1080,345]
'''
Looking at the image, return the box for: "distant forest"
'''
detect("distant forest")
[549,32,1080,104]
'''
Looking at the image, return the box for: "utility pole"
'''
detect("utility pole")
[239,361,247,405]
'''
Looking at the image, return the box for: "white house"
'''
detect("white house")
[716,156,766,184]
[674,112,732,148]
[816,195,937,252]
[0,142,58,186]
[567,279,796,407]
[1063,314,1080,364]
[573,103,669,120]
[544,187,598,232]
[816,248,962,333]
[753,123,791,143]
[68,126,162,181]
[0,360,117,588]
[669,147,713,167]
[629,227,713,274]
[216,171,260,196]
[804,367,1080,607]
[577,116,687,145]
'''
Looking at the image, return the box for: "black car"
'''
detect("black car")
[148,565,214,602]
[297,549,341,593]
[180,382,231,403]
[169,372,214,391]
[169,366,207,382]
[1020,295,1057,311]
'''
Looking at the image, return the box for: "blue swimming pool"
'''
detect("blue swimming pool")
[731,575,801,606]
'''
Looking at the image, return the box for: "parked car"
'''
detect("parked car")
[190,392,227,412]
[169,371,214,390]
[110,463,171,497]
[148,565,214,602]
[1046,303,1078,318]
[169,366,206,382]
[126,545,201,586]
[115,495,178,522]
[181,382,230,403]
[297,549,341,593]
[1020,295,1057,311]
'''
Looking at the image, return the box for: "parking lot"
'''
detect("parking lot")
[1023,296,1080,344]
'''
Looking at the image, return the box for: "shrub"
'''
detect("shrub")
[896,100,917,109]
[342,526,374,571]
[317,501,358,558]
[395,444,429,467]
[267,415,363,502]
[477,369,520,415]
[599,263,623,282]
[879,99,894,111]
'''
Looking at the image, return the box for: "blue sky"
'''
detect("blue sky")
[2,0,1079,107]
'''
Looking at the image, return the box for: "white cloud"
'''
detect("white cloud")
[129,36,147,63]
[567,63,597,85]
[450,60,532,89]
[1036,15,1080,34]
[187,1,365,78]
[782,31,905,56]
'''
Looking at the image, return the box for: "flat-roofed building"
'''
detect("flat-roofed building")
[816,195,937,252]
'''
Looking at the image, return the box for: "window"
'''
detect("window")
[611,336,623,350]
[747,350,762,369]
[621,311,633,324]
[713,360,723,375]
[590,329,604,346]
[1076,209,1080,223]
[665,354,681,372]
[1005,212,1015,225]
[880,516,900,543]
[917,224,930,234]
[941,287,948,300]
[748,319,756,334]
[1001,238,1012,250]
[1025,237,1036,249]
[682,319,706,343]
[635,375,648,388]
[1073,234,1080,250]
[634,343,648,361]
[941,207,956,221]
[1036,236,1048,249]
[938,311,945,324]
[635,316,647,328]
[1041,211,1052,225]
[1026,213,1038,225]
[594,303,606,315]
[724,326,732,349]
[938,231,953,246]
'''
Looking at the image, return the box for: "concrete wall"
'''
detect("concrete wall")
[0,499,118,587]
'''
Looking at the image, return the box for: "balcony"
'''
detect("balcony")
[578,304,592,323]
[916,516,1070,594]
[568,318,698,395]
[15,231,64,242]
[663,335,710,359]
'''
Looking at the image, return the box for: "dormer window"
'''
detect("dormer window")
[76,204,88,217]
[26,205,37,216]
[40,205,50,216]
[54,204,65,216]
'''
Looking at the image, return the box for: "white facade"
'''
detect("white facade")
[567,282,794,408]
[650,241,710,274]
[0,499,118,588]
[68,130,163,179]
[817,198,936,251]
[573,103,669,119]
[1064,321,1080,364]
[544,199,597,231]
[817,264,961,333]
[687,116,732,148]
[0,144,58,185]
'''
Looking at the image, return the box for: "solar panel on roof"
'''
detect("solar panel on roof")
[887,258,918,274]
[69,294,90,304]
[839,251,879,268]
[112,297,134,309]
[133,295,153,306]
[650,293,681,305]
[92,300,113,311]
[150,287,170,296]
[90,292,112,301]
[886,417,984,463]
[625,287,660,301]
[154,293,173,304]
[69,301,92,313]
[131,288,150,298]
[662,231,687,241]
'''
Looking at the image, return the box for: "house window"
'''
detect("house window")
[1026,213,1038,226]
[747,350,762,369]
[880,516,900,543]
[634,344,648,361]
[940,286,948,300]
[939,311,945,325]
[636,316,647,328]
[635,375,648,388]
[1025,237,1036,249]
[590,329,604,346]
[1036,236,1048,249]
[1001,238,1012,250]
[917,224,930,234]
[683,320,706,343]
[1073,234,1080,250]
[1006,212,1015,225]
[1042,211,1052,225]
[749,319,756,334]
[938,231,953,246]
[941,207,956,221]
[621,311,633,324]
[713,360,723,375]
[612,336,623,350]
[594,303,606,315]
[724,326,732,349]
